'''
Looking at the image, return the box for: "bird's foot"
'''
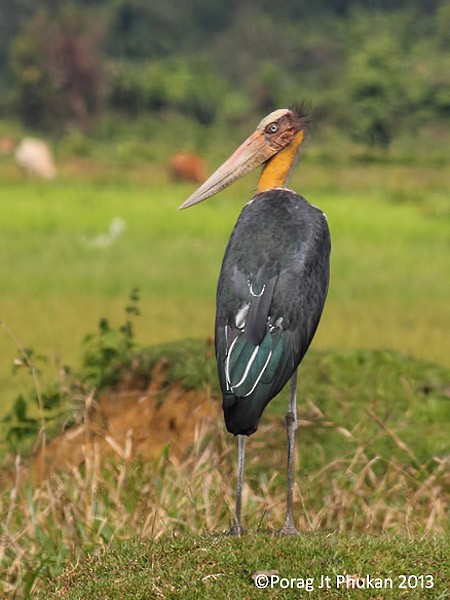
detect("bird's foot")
[278,516,298,536]
[227,523,244,537]
[278,524,298,536]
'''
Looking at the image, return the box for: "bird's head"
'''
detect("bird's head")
[179,106,309,209]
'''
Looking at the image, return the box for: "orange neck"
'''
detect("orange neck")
[257,130,304,192]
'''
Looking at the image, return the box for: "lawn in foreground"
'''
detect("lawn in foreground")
[40,534,449,599]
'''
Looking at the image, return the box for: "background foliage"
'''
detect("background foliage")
[0,0,449,147]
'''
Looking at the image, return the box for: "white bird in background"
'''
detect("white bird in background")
[84,218,127,248]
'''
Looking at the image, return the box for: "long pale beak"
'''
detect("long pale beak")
[179,130,277,209]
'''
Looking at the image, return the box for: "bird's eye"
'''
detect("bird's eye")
[267,122,279,134]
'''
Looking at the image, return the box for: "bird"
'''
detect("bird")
[179,106,331,535]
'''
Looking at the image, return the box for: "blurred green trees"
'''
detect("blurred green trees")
[0,0,448,147]
[109,58,228,124]
[344,7,450,147]
[9,9,104,130]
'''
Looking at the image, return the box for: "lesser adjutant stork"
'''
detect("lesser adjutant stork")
[180,106,331,535]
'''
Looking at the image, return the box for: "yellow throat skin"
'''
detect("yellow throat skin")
[257,130,305,192]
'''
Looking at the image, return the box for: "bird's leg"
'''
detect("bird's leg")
[280,369,298,535]
[228,434,246,536]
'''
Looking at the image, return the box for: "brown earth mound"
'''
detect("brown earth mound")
[31,361,220,480]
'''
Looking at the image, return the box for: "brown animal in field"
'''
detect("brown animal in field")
[168,152,206,184]
[0,137,15,155]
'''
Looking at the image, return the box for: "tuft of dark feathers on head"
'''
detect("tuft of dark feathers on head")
[289,101,312,133]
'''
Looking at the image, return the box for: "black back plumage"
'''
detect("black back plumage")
[215,189,331,436]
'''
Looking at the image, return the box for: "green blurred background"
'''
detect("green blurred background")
[0,0,449,154]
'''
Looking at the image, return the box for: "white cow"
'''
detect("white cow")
[15,138,57,180]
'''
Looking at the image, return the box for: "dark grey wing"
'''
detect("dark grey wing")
[215,190,331,436]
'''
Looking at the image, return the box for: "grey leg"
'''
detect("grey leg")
[280,369,298,535]
[228,434,246,536]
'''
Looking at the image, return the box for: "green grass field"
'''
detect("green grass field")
[0,158,449,418]
[40,534,450,599]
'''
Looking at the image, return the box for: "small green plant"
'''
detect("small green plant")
[1,345,70,453]
[80,287,141,389]
[2,394,39,452]
[0,335,51,453]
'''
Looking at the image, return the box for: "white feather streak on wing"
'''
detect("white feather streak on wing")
[229,344,260,390]
[225,335,239,389]
[235,304,249,329]
[242,350,272,397]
